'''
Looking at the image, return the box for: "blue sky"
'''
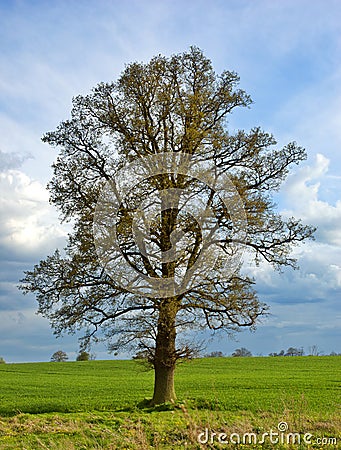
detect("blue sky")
[0,0,340,362]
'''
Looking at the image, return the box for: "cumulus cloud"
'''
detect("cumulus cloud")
[250,243,341,303]
[282,153,341,246]
[244,152,341,325]
[0,168,67,260]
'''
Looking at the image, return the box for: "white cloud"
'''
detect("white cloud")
[242,151,341,332]
[282,153,341,246]
[0,168,67,258]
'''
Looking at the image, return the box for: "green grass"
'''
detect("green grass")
[0,356,340,448]
[0,359,153,415]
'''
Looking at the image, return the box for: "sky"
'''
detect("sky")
[0,0,340,362]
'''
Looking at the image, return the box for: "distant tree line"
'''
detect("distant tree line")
[203,348,253,357]
[203,345,341,358]
[269,346,341,357]
[2,346,341,365]
[50,350,94,362]
[133,345,341,360]
[269,347,304,357]
[133,346,339,360]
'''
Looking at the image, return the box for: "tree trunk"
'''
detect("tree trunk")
[152,361,176,405]
[151,299,177,405]
[150,197,179,405]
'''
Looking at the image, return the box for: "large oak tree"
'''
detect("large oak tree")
[20,47,315,404]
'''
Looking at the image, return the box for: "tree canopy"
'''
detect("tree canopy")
[232,347,252,357]
[76,351,90,361]
[50,350,68,362]
[20,47,315,404]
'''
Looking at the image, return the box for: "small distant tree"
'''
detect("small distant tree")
[206,351,224,358]
[232,347,252,357]
[51,350,68,362]
[76,351,90,361]
[309,345,322,356]
[269,350,285,357]
[0,356,5,364]
[285,347,304,356]
[285,347,295,356]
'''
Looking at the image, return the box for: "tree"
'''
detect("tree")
[232,347,252,357]
[50,350,68,362]
[76,351,90,361]
[19,47,315,405]
[206,351,224,358]
[285,347,304,356]
[0,356,5,364]
[269,350,285,357]
[309,345,322,356]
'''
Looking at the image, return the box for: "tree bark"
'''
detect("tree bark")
[150,198,179,405]
[152,361,176,405]
[151,299,177,405]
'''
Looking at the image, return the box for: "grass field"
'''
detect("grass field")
[0,356,340,449]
